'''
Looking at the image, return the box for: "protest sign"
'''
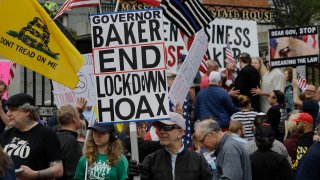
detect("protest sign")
[205,19,259,67]
[0,60,11,99]
[90,9,169,123]
[169,30,208,106]
[269,26,319,68]
[52,53,97,108]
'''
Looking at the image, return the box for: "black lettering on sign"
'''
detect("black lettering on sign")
[98,99,114,121]
[136,95,154,118]
[99,49,116,72]
[92,26,103,47]
[119,48,137,71]
[142,46,160,68]
[115,98,135,120]
[105,24,122,46]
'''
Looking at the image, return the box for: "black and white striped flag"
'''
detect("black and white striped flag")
[161,0,214,37]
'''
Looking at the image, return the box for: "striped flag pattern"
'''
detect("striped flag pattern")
[297,74,308,91]
[54,0,100,20]
[169,97,193,148]
[8,62,16,85]
[180,32,208,74]
[303,35,318,49]
[161,0,214,37]
[225,37,236,65]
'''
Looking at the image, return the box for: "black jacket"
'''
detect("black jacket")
[234,65,261,111]
[56,129,82,180]
[250,150,293,180]
[141,148,212,180]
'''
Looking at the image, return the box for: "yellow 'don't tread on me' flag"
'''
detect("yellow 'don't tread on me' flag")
[0,0,84,89]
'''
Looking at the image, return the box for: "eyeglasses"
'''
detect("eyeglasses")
[199,132,210,144]
[155,124,181,132]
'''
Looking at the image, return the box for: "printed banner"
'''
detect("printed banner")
[90,9,169,123]
[269,26,319,68]
[205,19,259,67]
[52,54,97,108]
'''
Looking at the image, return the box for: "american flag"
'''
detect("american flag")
[297,74,308,91]
[54,0,100,20]
[169,96,193,148]
[136,0,161,6]
[300,34,318,49]
[8,62,16,85]
[180,32,208,74]
[224,37,236,65]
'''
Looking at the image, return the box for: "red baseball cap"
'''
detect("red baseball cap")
[292,113,313,124]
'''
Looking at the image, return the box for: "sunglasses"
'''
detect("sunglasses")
[155,124,181,131]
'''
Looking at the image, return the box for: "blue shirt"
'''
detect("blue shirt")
[196,85,239,128]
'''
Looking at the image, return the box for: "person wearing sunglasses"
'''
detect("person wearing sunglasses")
[128,112,212,180]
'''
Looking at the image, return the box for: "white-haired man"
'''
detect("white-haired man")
[196,71,239,130]
[195,118,252,180]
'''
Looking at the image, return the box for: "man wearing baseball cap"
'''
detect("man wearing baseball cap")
[291,113,314,171]
[128,112,212,180]
[0,93,63,179]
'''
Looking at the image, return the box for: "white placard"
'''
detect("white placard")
[169,30,208,106]
[90,9,170,123]
[205,19,259,66]
[52,54,97,108]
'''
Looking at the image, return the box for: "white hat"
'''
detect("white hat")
[209,71,221,83]
[159,112,186,130]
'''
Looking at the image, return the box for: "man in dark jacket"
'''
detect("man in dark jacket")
[234,52,261,112]
[56,104,82,180]
[129,112,212,180]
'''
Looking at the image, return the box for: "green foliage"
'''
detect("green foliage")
[289,0,320,26]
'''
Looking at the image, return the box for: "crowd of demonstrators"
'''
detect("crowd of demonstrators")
[1,52,320,179]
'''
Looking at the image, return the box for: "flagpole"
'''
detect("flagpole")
[114,0,120,12]
[99,0,102,13]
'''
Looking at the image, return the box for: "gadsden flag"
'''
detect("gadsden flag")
[0,0,84,89]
